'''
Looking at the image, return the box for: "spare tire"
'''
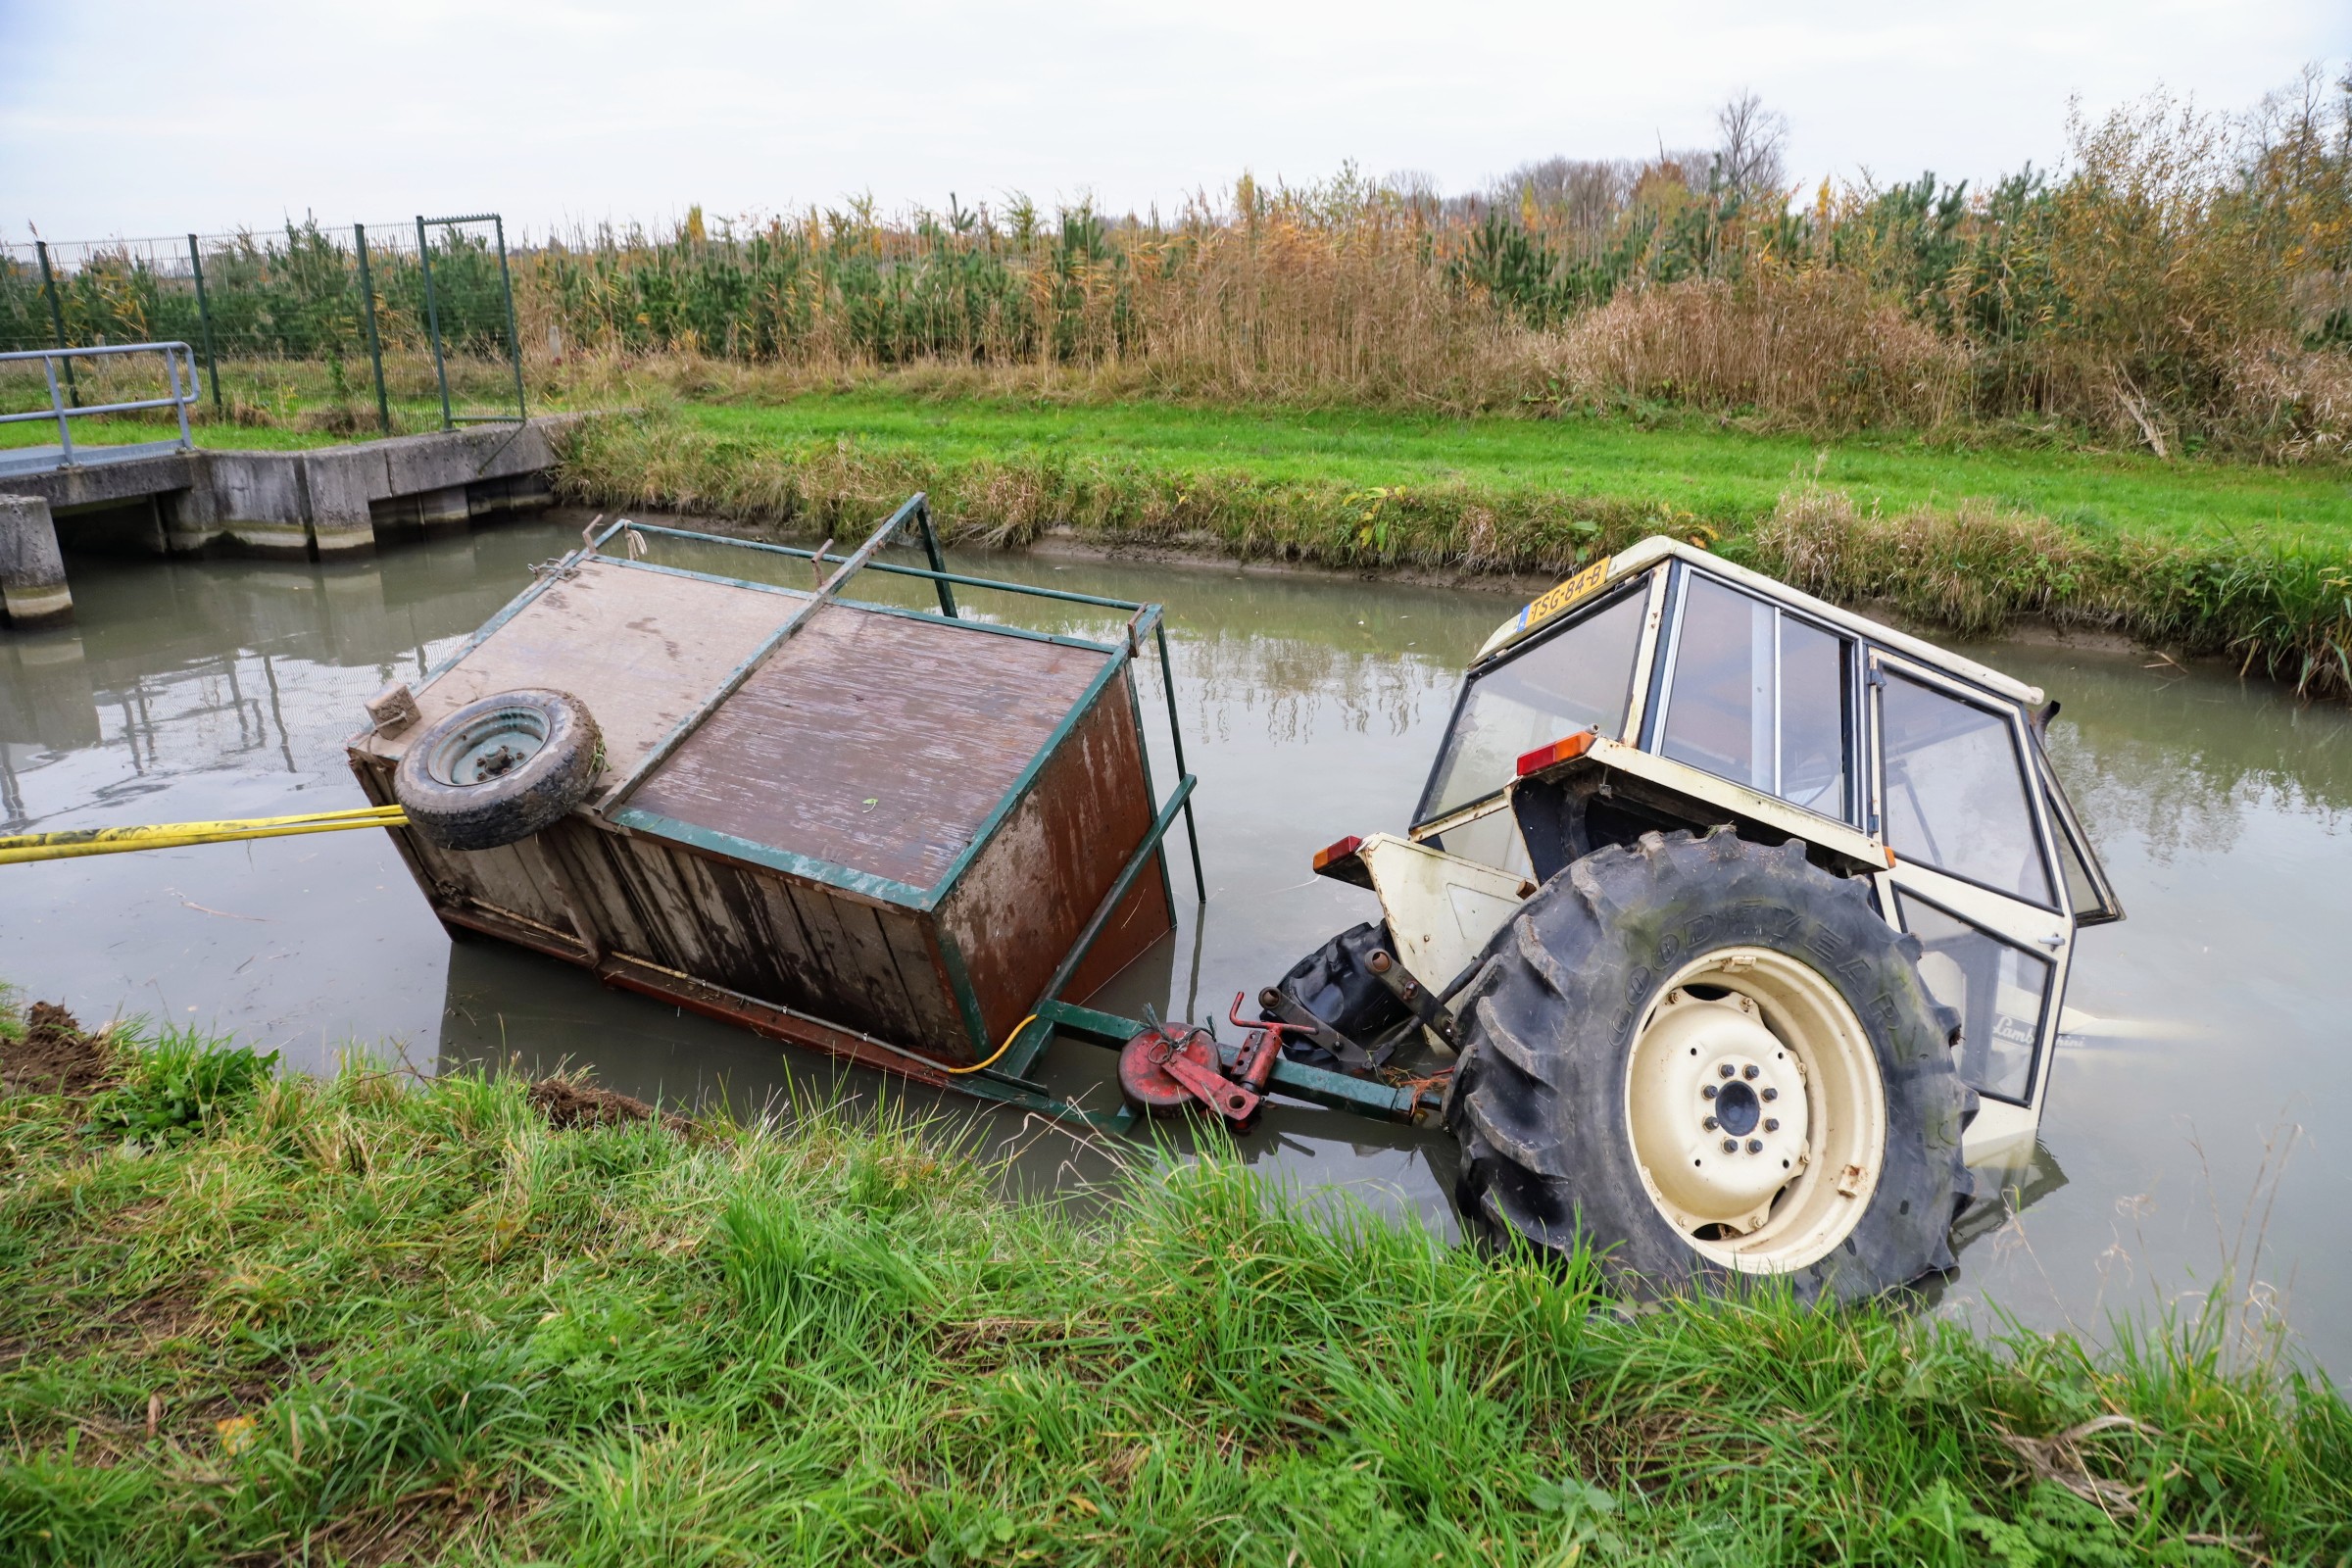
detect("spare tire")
[1445,829,1966,1304]
[393,689,603,853]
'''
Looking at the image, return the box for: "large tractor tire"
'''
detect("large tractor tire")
[1444,829,1967,1303]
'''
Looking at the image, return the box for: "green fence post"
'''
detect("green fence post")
[492,215,527,422]
[34,241,76,408]
[416,217,453,431]
[353,224,392,437]
[185,234,222,414]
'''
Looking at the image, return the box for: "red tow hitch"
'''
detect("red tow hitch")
[1115,993,1303,1125]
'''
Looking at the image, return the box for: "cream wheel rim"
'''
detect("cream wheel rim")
[1621,946,1886,1274]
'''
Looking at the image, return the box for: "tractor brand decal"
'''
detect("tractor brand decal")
[1513,556,1612,638]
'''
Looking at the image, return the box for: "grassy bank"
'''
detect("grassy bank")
[2,997,2345,1565]
[560,393,2352,698]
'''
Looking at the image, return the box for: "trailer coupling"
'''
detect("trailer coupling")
[1107,994,1441,1129]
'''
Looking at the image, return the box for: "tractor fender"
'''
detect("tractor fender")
[1349,833,1531,1005]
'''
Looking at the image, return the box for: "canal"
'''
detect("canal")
[4,513,2347,1377]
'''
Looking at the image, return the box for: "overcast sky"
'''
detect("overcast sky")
[3,0,2344,243]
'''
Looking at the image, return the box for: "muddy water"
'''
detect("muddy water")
[4,515,2347,1376]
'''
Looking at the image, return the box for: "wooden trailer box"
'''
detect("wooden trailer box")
[348,513,1185,1084]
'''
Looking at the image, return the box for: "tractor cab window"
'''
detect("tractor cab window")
[1417,586,1646,822]
[1877,672,2054,907]
[1654,573,1856,825]
[1895,891,2051,1102]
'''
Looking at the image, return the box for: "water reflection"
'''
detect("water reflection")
[4,515,2349,1375]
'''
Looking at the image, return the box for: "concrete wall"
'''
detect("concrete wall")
[165,417,571,558]
[0,495,73,628]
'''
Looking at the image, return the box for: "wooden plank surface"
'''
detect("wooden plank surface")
[632,608,1111,890]
[353,560,801,794]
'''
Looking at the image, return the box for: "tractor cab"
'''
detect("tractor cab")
[1312,537,2121,1161]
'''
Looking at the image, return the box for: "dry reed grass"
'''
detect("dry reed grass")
[1540,267,1972,429]
[1125,209,1538,411]
[17,74,2347,459]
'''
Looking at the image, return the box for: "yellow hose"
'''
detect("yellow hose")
[0,805,407,865]
[944,1012,1039,1075]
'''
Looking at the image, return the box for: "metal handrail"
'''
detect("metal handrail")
[0,342,203,466]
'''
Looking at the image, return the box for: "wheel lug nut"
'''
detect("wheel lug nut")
[1762,1087,1778,1102]
[1701,1084,1718,1100]
[1702,1116,1718,1131]
[1721,1138,1738,1154]
[1745,1139,1762,1153]
[1741,1064,1759,1080]
[1718,1063,1736,1079]
[1764,1117,1780,1132]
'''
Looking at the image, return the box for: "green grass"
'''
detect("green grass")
[0,416,358,454]
[2,1003,2345,1565]
[672,392,2352,551]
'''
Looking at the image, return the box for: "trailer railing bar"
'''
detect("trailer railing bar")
[1152,620,1206,903]
[983,772,1194,1085]
[599,494,932,813]
[609,520,1152,613]
[911,503,958,618]
[0,344,205,465]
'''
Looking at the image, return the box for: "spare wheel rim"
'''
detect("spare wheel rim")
[423,703,554,787]
[1622,946,1886,1274]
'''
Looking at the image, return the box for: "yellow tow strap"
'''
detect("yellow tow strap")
[0,805,408,865]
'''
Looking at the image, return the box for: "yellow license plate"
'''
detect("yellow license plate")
[1513,555,1611,637]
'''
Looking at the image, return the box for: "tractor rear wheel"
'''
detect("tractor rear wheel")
[1445,829,1966,1303]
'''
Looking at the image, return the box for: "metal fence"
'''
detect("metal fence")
[0,215,525,436]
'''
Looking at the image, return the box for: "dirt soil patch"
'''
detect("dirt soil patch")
[3,1003,121,1097]
[528,1078,692,1135]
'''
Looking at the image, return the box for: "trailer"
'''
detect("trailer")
[352,497,1433,1131]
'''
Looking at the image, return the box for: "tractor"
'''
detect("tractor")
[1258,537,2122,1300]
